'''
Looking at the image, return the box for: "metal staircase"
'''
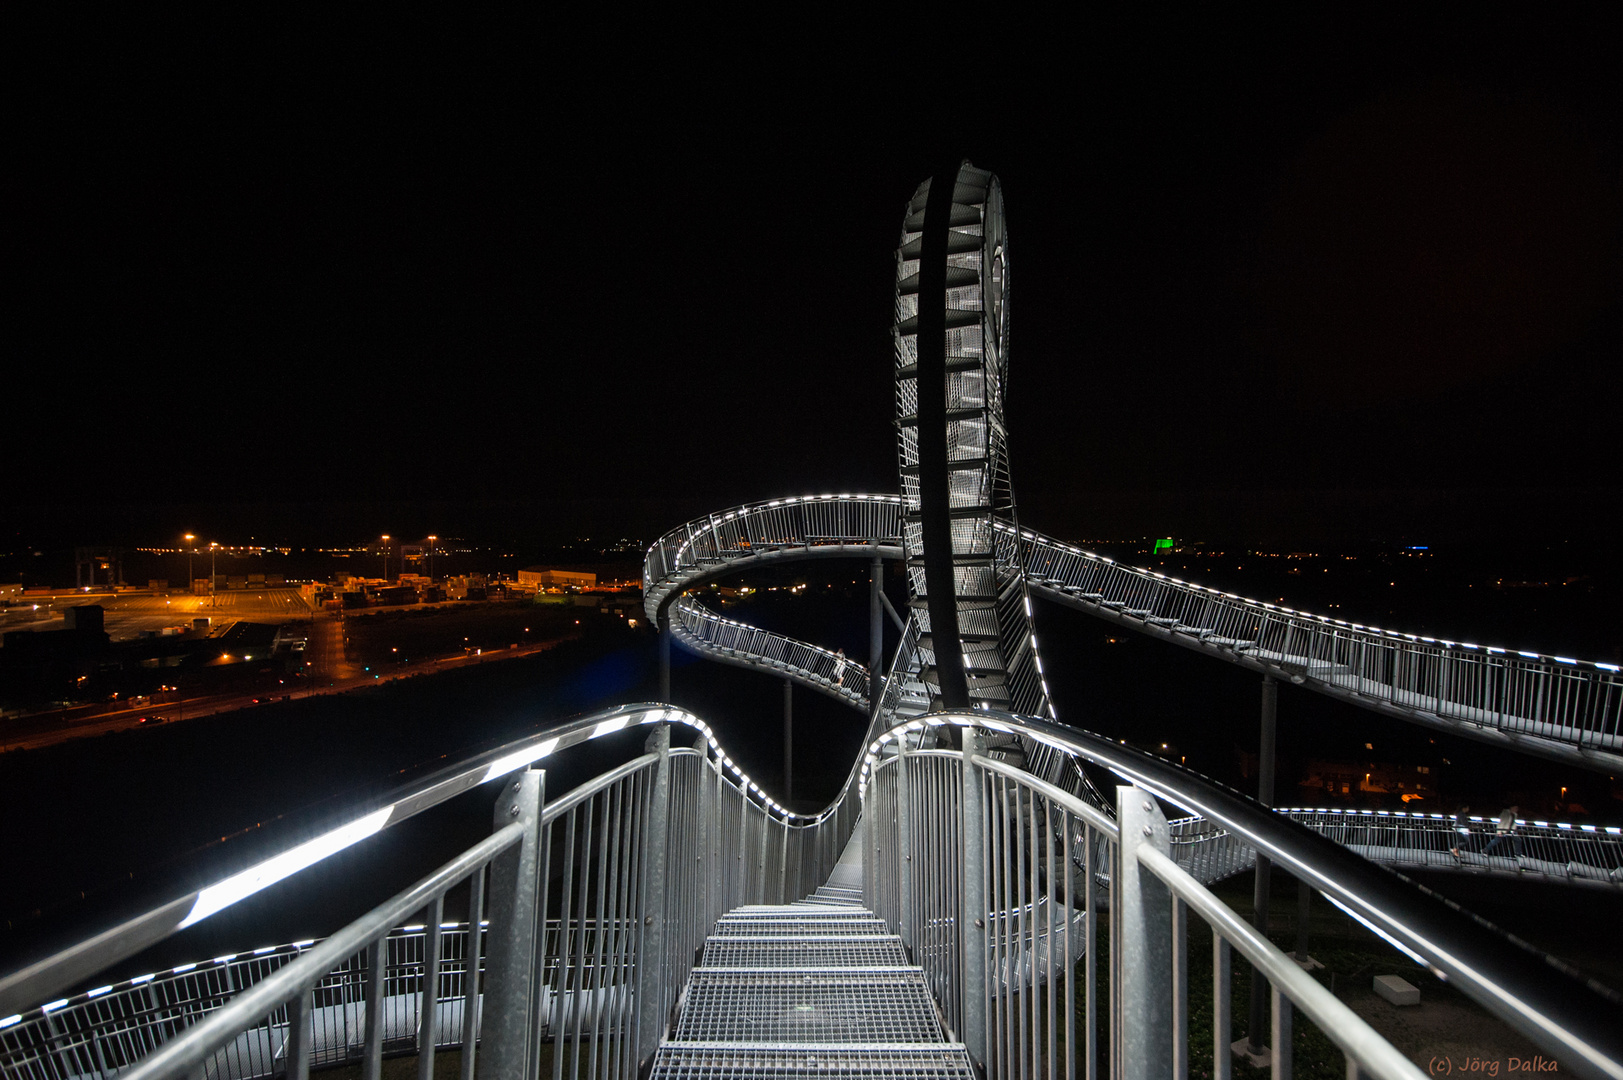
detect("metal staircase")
[650,835,977,1078]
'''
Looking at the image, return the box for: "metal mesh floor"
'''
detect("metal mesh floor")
[728,905,873,916]
[649,1044,977,1079]
[674,970,943,1043]
[715,916,889,936]
[702,936,910,968]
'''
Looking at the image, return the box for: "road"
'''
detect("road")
[0,633,578,755]
[2,589,312,642]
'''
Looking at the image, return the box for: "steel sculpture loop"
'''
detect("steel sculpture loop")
[9,164,1623,1080]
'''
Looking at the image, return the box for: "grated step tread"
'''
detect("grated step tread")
[702,937,909,968]
[650,1044,977,1078]
[674,969,943,1043]
[714,918,889,936]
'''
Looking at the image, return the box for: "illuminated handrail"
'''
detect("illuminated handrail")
[859,710,1623,1078]
[638,495,1623,767]
[0,704,853,1024]
[669,595,871,709]
[1012,523,1623,765]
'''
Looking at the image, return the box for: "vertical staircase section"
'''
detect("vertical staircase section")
[650,886,975,1078]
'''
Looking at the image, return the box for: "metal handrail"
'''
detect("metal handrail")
[1012,523,1623,766]
[1166,807,1623,890]
[0,703,847,1024]
[3,711,864,1080]
[668,595,872,708]
[637,494,1623,768]
[859,710,1623,1079]
[641,493,905,616]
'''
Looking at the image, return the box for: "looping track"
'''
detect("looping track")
[643,493,1623,773]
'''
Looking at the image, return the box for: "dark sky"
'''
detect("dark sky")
[9,10,1621,547]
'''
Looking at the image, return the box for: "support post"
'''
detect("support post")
[895,736,914,956]
[636,722,673,1071]
[1118,784,1174,1080]
[1296,879,1311,959]
[960,728,987,1071]
[869,554,884,717]
[479,768,544,1080]
[694,731,712,926]
[658,610,671,702]
[417,895,443,1080]
[1247,675,1277,1056]
[362,938,384,1080]
[783,677,793,803]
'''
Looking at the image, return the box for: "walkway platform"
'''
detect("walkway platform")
[651,873,975,1079]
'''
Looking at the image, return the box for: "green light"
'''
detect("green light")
[1153,538,1174,552]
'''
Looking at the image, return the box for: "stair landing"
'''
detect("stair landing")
[650,886,975,1078]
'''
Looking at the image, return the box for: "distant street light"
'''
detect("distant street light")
[209,542,218,607]
[381,535,391,581]
[184,534,195,596]
[427,535,437,582]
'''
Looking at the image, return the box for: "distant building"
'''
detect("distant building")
[444,574,488,601]
[518,567,596,590]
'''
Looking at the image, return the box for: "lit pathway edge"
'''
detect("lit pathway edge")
[0,702,819,1023]
[643,493,1623,770]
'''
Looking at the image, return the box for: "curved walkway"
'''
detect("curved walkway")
[643,495,1623,772]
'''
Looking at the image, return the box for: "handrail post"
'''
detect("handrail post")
[658,609,671,702]
[1248,675,1277,1057]
[480,768,544,1080]
[1118,783,1173,1080]
[870,553,884,718]
[693,731,713,927]
[960,728,987,1072]
[896,736,914,956]
[637,721,673,1072]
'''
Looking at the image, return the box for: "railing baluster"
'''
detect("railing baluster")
[458,870,483,1080]
[417,896,442,1080]
[362,936,384,1080]
[1214,934,1232,1080]
[1173,897,1188,1080]
[481,769,544,1080]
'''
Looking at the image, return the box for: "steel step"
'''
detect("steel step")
[673,968,943,1043]
[649,1043,977,1078]
[701,935,909,968]
[715,917,888,937]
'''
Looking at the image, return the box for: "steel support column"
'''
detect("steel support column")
[895,738,914,955]
[1248,675,1277,1055]
[1118,784,1174,1080]
[480,768,544,1080]
[960,728,987,1070]
[636,722,672,1070]
[658,610,671,702]
[870,554,884,717]
[783,677,793,802]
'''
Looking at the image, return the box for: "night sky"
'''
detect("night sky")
[9,10,1621,549]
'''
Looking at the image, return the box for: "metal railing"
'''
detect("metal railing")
[10,700,1623,1079]
[638,495,1623,768]
[641,494,905,615]
[860,711,1623,1080]
[1,705,861,1080]
[668,595,872,708]
[1013,524,1623,765]
[1279,807,1623,887]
